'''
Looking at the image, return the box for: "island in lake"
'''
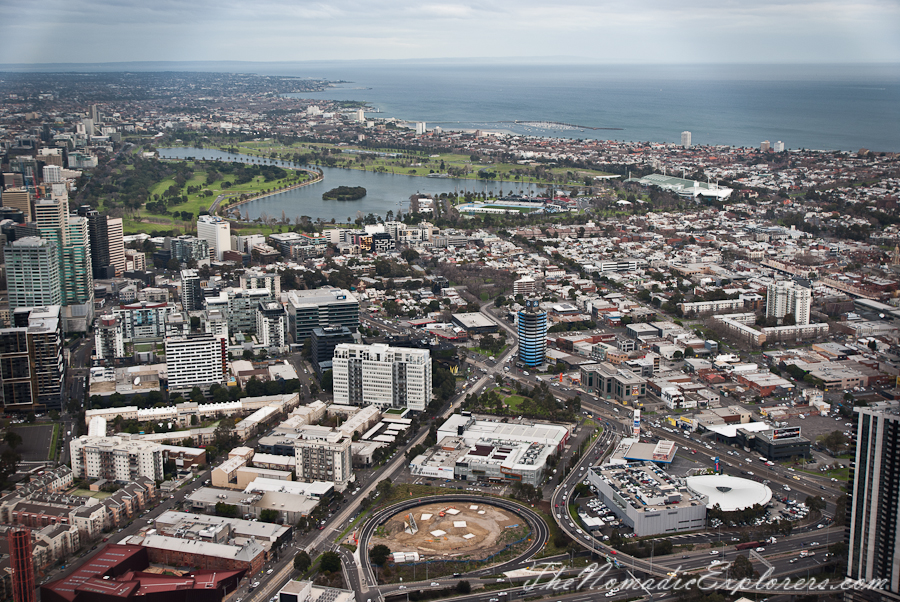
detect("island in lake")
[322,186,367,201]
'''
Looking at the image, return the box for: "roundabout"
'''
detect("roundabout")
[356,494,550,585]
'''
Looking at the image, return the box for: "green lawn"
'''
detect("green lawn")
[124,160,314,236]
[71,488,113,499]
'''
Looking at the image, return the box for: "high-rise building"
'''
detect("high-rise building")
[196,215,231,261]
[107,217,125,276]
[77,206,113,279]
[766,280,811,326]
[167,234,210,264]
[1,188,32,222]
[5,237,62,309]
[513,276,536,296]
[36,198,94,326]
[285,288,359,343]
[0,306,64,412]
[165,334,226,394]
[774,140,785,152]
[761,140,771,152]
[202,309,229,342]
[180,269,202,311]
[94,313,124,360]
[681,131,691,148]
[310,326,354,376]
[240,270,281,296]
[256,302,289,350]
[332,343,432,411]
[42,164,62,184]
[293,427,353,490]
[8,528,36,602]
[847,401,900,601]
[517,299,547,367]
[415,122,426,135]
[205,288,275,335]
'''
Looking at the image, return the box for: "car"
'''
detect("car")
[489,599,499,602]
[430,583,440,587]
[755,547,765,552]
[709,550,720,555]
[709,560,722,566]
[398,586,406,590]
[810,542,819,546]
[789,558,798,564]
[497,578,505,582]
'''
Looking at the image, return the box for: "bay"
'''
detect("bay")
[271,62,900,152]
[157,147,548,222]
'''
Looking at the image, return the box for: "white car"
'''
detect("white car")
[709,550,720,555]
[605,589,619,597]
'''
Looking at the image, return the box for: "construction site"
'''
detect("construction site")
[369,501,527,559]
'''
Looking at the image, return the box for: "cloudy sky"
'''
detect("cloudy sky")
[1,0,898,65]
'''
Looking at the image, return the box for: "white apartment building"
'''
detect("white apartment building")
[293,426,353,491]
[256,302,288,350]
[94,314,125,359]
[240,270,281,296]
[112,302,181,341]
[332,343,432,411]
[196,215,231,261]
[203,309,229,342]
[766,280,811,326]
[69,435,164,482]
[165,334,226,394]
[681,131,692,148]
[107,217,125,276]
[513,276,536,296]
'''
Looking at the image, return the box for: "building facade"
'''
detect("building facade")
[285,288,359,342]
[0,306,64,412]
[517,299,547,367]
[165,334,226,394]
[196,215,231,261]
[332,343,432,411]
[5,238,61,309]
[293,429,353,491]
[847,401,900,601]
[766,280,811,326]
[256,302,288,350]
[69,436,164,482]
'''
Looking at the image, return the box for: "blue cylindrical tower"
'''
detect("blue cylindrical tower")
[517,299,547,367]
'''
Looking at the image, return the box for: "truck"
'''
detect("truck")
[735,541,760,551]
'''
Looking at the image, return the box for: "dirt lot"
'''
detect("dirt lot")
[370,501,523,558]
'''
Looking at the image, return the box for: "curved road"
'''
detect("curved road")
[357,494,549,593]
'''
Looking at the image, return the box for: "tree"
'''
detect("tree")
[260,509,279,523]
[190,386,206,403]
[728,554,757,579]
[214,502,238,517]
[805,495,826,514]
[456,581,471,594]
[293,550,311,572]
[320,369,333,392]
[0,449,20,484]
[319,551,341,573]
[819,430,849,454]
[369,544,391,566]
[3,432,22,450]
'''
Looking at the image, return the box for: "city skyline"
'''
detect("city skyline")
[1,0,898,64]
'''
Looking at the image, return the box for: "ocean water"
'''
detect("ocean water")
[269,62,900,152]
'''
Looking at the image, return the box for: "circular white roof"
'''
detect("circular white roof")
[686,474,772,512]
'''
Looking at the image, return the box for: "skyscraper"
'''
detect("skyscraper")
[165,334,226,394]
[766,280,811,326]
[196,215,231,261]
[107,217,125,276]
[5,237,62,309]
[77,205,112,278]
[681,131,691,148]
[8,528,36,602]
[180,269,202,311]
[517,299,547,367]
[35,198,94,328]
[847,401,900,601]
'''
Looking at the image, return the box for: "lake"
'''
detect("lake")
[158,147,548,222]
